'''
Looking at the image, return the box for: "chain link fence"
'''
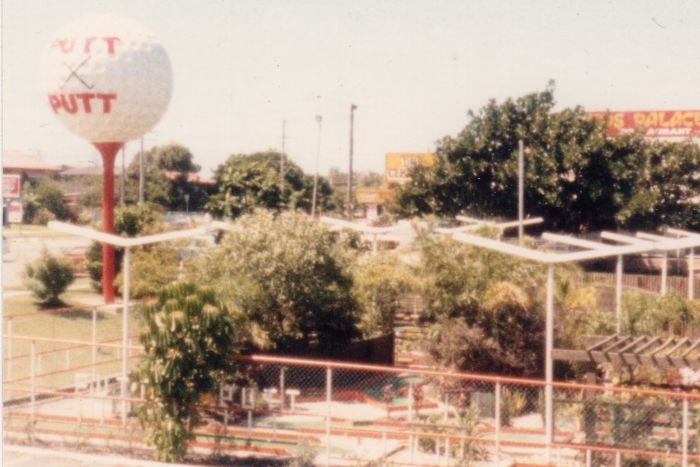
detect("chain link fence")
[4,339,700,465]
[206,356,700,465]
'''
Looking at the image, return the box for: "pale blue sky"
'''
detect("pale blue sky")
[2,0,699,175]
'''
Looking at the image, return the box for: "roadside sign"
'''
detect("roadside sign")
[7,200,22,223]
[3,174,21,198]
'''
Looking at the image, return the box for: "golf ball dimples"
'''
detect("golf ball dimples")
[41,14,172,143]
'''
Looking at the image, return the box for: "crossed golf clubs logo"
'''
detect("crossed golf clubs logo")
[61,56,94,90]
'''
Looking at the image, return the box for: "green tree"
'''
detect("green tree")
[616,140,700,230]
[621,291,699,337]
[206,151,332,218]
[392,83,700,232]
[115,244,182,299]
[193,211,360,353]
[22,178,73,224]
[417,228,547,376]
[24,248,75,306]
[125,150,169,207]
[132,282,236,462]
[353,253,419,336]
[125,143,212,211]
[151,144,200,173]
[85,203,164,291]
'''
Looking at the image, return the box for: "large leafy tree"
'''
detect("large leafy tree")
[392,83,700,232]
[417,228,547,377]
[616,139,700,230]
[126,143,212,211]
[353,252,419,337]
[193,210,360,354]
[22,178,73,224]
[151,144,200,173]
[206,151,333,219]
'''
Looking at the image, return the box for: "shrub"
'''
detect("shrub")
[194,210,360,353]
[354,252,419,337]
[622,291,699,336]
[115,244,181,299]
[132,282,237,462]
[24,248,75,306]
[22,178,72,224]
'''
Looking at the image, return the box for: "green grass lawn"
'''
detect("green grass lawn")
[3,277,135,314]
[3,279,146,398]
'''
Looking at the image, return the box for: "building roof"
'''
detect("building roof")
[3,149,61,174]
[164,171,215,185]
[61,165,104,176]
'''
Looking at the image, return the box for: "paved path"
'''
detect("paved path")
[3,445,195,467]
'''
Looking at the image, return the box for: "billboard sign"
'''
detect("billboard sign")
[385,152,436,185]
[2,174,21,198]
[588,110,700,138]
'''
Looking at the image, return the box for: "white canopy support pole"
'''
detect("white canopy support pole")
[661,251,668,295]
[616,255,623,334]
[121,247,131,424]
[664,230,698,300]
[545,264,554,463]
[634,233,669,295]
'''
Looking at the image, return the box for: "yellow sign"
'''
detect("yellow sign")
[355,187,394,205]
[385,152,436,185]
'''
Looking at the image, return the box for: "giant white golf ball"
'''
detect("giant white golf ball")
[41,14,172,143]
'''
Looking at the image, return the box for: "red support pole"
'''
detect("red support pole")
[93,142,123,304]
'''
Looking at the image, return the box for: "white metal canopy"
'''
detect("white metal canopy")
[47,220,232,423]
[48,221,211,247]
[319,215,546,252]
[451,227,700,462]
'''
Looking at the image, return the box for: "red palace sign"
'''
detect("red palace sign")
[588,110,700,138]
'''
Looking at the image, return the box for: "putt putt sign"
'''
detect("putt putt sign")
[42,15,172,142]
[42,15,172,302]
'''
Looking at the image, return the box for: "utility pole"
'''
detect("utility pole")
[347,104,357,220]
[281,119,286,200]
[518,139,524,244]
[311,115,322,217]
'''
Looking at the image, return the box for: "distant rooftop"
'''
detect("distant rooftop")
[164,171,215,185]
[3,149,61,174]
[61,165,103,176]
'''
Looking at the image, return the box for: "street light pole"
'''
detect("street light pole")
[347,104,357,220]
[138,136,145,205]
[311,115,322,217]
[518,139,524,244]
